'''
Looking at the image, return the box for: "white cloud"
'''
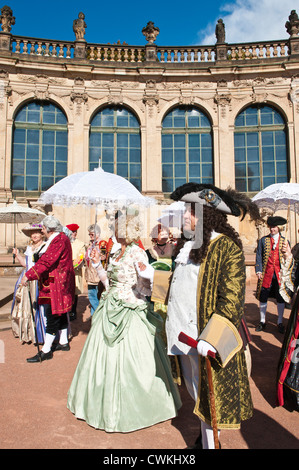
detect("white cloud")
[197,0,297,45]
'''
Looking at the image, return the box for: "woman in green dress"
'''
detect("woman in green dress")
[67,210,181,433]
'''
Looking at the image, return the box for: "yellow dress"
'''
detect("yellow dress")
[71,238,86,295]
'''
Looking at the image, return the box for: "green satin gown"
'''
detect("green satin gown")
[67,243,181,433]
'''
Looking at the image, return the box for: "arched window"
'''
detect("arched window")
[234,105,288,193]
[89,106,141,190]
[11,101,68,194]
[161,106,213,193]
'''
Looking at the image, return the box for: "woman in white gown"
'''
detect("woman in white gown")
[11,223,46,344]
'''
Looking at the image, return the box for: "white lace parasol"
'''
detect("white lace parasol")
[38,167,156,209]
[252,182,299,214]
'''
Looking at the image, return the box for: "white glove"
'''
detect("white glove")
[197,340,217,357]
[134,261,154,283]
[92,261,108,286]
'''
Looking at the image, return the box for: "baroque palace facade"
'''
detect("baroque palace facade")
[0,6,298,252]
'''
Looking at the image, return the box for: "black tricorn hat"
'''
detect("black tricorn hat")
[170,183,261,221]
[267,216,287,227]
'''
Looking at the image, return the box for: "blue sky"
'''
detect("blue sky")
[4,0,298,45]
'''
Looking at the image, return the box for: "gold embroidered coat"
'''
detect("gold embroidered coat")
[152,234,253,429]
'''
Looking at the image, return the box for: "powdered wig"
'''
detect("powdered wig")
[87,223,101,234]
[42,216,63,233]
[116,210,143,244]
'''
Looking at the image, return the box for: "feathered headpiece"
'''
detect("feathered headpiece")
[170,183,260,221]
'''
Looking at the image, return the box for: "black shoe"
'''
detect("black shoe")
[277,323,285,334]
[51,342,70,352]
[186,432,203,449]
[255,322,266,332]
[27,350,53,363]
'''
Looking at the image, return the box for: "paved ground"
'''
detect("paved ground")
[0,277,298,450]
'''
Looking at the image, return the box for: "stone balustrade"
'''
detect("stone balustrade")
[86,44,145,62]
[157,45,216,63]
[11,35,74,59]
[227,40,289,60]
[5,35,293,64]
[1,7,299,63]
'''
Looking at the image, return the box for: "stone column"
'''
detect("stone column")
[0,72,13,201]
[142,83,163,198]
[213,91,234,188]
[69,90,88,174]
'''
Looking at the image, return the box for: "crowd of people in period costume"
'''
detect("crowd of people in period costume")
[7,182,299,449]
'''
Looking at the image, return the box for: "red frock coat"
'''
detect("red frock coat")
[25,232,75,315]
[262,237,281,288]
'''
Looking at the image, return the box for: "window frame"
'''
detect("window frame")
[89,106,141,191]
[161,106,213,194]
[234,104,289,194]
[11,101,68,197]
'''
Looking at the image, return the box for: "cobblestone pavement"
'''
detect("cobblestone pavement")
[0,286,298,450]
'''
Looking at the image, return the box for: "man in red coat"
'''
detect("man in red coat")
[21,216,75,362]
[255,216,289,333]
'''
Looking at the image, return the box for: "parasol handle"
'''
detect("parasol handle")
[285,199,290,240]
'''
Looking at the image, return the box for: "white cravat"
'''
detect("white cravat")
[166,231,219,355]
[271,232,280,249]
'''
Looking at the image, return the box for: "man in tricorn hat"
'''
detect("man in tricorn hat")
[136,182,260,449]
[255,215,291,334]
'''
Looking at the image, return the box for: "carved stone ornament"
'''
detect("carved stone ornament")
[214,92,231,107]
[289,78,299,111]
[70,91,88,115]
[70,91,88,104]
[108,91,123,106]
[143,83,159,116]
[0,5,15,33]
[215,19,226,44]
[0,69,8,78]
[73,12,87,41]
[74,77,85,86]
[142,21,160,44]
[214,92,231,117]
[179,82,194,106]
[251,89,268,103]
[285,10,299,37]
[34,85,49,101]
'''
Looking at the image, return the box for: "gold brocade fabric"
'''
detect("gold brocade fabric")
[194,235,253,429]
